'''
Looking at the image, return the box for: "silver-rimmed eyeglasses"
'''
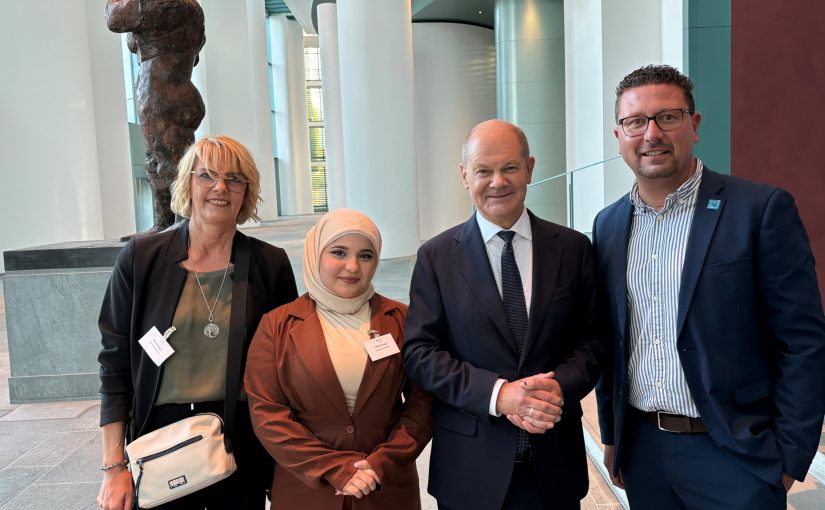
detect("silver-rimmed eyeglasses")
[618,108,692,137]
[190,170,249,193]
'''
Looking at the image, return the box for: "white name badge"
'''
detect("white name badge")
[364,333,400,361]
[138,326,176,366]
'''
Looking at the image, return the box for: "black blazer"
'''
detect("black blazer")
[97,221,298,440]
[594,168,825,485]
[402,211,603,510]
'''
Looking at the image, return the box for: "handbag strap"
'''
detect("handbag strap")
[223,233,250,452]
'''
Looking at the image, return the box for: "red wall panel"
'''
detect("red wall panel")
[731,1,825,298]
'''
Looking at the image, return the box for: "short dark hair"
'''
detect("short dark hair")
[614,65,695,123]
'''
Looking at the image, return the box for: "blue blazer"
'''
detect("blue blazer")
[594,168,825,486]
[403,211,603,510]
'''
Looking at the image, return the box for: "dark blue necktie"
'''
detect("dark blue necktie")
[497,230,530,453]
[498,230,528,351]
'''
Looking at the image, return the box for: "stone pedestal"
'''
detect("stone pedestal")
[3,241,124,403]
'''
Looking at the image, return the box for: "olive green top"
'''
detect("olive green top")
[156,266,240,405]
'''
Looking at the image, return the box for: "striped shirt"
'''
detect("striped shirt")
[626,159,703,417]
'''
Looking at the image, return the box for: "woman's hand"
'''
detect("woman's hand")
[97,468,133,510]
[98,422,132,510]
[335,460,381,498]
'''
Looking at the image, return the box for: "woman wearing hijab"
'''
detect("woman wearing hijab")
[245,209,432,510]
[97,135,298,509]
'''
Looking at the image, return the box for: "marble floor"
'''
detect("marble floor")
[0,214,821,509]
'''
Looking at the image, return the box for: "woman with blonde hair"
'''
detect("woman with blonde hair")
[245,209,432,510]
[97,135,298,509]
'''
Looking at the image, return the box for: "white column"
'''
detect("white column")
[85,0,136,239]
[269,15,314,216]
[198,0,279,221]
[413,23,496,240]
[0,0,130,271]
[337,0,420,258]
[564,0,675,233]
[496,0,567,225]
[317,3,347,210]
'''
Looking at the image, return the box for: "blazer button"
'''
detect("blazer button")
[346,425,354,434]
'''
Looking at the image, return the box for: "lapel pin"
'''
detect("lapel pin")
[706,199,721,210]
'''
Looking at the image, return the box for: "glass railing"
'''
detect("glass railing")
[526,155,623,235]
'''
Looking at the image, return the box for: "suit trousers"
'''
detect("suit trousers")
[437,459,580,510]
[620,408,786,510]
[137,401,273,510]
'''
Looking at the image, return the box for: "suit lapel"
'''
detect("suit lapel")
[138,225,189,436]
[612,199,633,348]
[352,297,395,417]
[451,216,518,354]
[289,305,351,419]
[524,213,561,364]
[677,169,725,337]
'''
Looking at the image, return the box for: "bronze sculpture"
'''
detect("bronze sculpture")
[105,0,206,233]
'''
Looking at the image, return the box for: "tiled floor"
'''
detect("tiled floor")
[1,215,822,508]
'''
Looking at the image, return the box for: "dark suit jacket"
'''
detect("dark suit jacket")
[245,294,432,510]
[402,210,602,510]
[97,221,298,440]
[594,168,825,486]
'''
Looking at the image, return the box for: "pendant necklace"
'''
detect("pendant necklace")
[192,259,230,339]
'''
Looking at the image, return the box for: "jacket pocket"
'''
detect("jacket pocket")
[700,257,752,278]
[433,404,478,436]
[735,378,772,405]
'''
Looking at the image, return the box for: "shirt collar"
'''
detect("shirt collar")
[629,158,704,210]
[476,207,533,243]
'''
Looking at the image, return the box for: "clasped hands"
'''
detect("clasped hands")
[496,371,564,433]
[335,460,380,498]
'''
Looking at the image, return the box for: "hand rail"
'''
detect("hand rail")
[526,155,622,230]
[527,155,622,188]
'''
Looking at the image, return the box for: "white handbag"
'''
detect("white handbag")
[125,413,237,508]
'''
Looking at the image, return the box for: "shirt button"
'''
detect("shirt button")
[652,254,659,260]
[656,381,663,388]
[652,295,659,302]
[346,425,354,434]
[656,216,664,222]
[653,338,661,345]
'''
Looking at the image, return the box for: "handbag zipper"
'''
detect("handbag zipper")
[137,434,204,465]
[134,434,204,501]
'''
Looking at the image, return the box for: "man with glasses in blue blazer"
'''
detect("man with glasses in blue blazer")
[594,64,825,509]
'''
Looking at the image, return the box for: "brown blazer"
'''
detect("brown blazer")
[245,293,432,510]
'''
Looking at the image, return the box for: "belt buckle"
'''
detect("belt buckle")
[656,411,684,434]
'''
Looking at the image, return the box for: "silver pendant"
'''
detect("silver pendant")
[203,322,220,339]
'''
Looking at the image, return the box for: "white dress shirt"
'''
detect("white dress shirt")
[475,208,533,416]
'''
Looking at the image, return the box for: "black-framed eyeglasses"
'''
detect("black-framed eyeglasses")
[190,170,249,193]
[618,108,692,137]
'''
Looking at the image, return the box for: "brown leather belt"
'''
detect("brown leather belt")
[633,407,707,434]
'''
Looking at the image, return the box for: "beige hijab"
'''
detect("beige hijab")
[303,209,382,314]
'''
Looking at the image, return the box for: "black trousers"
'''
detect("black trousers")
[136,400,273,510]
[621,409,787,510]
[438,459,581,510]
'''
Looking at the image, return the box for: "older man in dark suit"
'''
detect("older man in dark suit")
[594,65,825,509]
[403,119,603,510]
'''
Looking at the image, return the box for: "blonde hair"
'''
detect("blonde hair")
[171,135,262,223]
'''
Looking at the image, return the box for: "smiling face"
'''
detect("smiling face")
[319,234,378,298]
[189,158,245,228]
[460,120,535,229]
[614,84,701,189]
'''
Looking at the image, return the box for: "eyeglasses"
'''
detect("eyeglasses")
[618,108,692,137]
[190,170,249,193]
